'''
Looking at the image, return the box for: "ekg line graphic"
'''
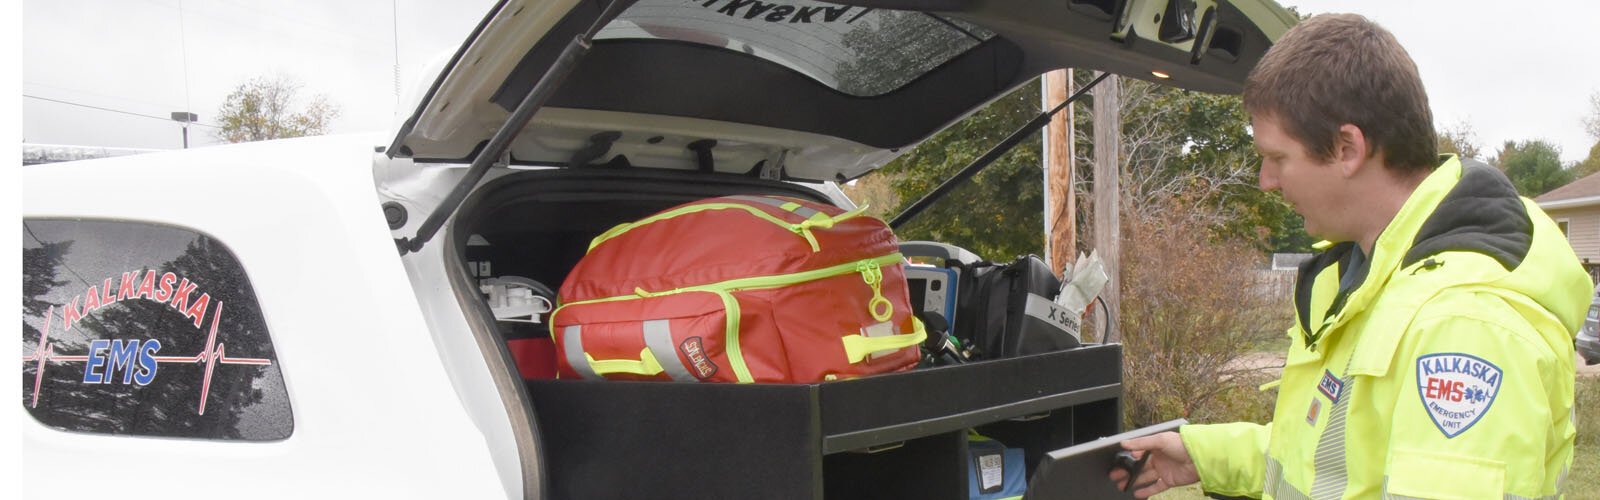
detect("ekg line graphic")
[22,301,272,415]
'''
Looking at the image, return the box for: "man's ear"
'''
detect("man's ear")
[1334,124,1369,177]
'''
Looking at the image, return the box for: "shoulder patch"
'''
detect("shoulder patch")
[1415,353,1501,438]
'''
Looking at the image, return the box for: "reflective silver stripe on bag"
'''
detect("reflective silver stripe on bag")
[563,325,600,380]
[643,319,696,382]
[1309,376,1355,499]
[727,195,821,219]
[1264,455,1313,500]
[1379,478,1561,500]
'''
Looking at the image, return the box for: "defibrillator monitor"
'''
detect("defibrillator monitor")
[905,264,958,328]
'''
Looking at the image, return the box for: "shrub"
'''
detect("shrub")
[1117,195,1290,428]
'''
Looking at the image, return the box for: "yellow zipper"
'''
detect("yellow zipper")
[587,201,871,253]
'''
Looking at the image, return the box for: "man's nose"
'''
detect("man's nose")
[1258,163,1279,192]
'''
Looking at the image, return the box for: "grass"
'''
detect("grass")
[1570,375,1600,499]
[1251,330,1291,354]
[1148,376,1600,499]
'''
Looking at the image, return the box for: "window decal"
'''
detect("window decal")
[22,219,291,440]
[25,295,271,415]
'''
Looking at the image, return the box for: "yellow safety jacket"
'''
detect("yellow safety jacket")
[1181,156,1590,499]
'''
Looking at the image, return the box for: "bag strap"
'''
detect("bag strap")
[641,319,696,381]
[561,325,602,380]
[840,317,927,364]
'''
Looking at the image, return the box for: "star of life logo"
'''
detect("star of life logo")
[1415,353,1501,438]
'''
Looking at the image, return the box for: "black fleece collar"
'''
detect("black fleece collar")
[1402,157,1532,270]
[1292,156,1533,338]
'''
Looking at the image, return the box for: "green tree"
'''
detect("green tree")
[1572,142,1600,179]
[214,75,340,143]
[1584,91,1600,143]
[875,79,1049,260]
[1112,79,1311,252]
[1437,120,1482,160]
[1577,92,1600,178]
[866,74,1314,260]
[835,9,1309,257]
[1496,140,1571,197]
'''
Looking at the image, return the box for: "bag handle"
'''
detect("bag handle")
[840,318,927,364]
[587,348,665,376]
[572,320,699,380]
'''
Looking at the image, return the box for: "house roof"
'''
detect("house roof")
[1536,171,1600,209]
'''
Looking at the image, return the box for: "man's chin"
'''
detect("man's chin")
[1304,226,1330,243]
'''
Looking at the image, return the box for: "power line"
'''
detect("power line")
[23,94,221,129]
[23,80,182,111]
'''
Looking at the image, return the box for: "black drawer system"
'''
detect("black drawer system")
[526,343,1123,499]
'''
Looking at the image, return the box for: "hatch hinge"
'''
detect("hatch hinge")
[570,131,621,167]
[687,139,717,173]
[760,149,788,181]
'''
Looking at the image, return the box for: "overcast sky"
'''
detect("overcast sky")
[19,0,1600,163]
[23,0,496,151]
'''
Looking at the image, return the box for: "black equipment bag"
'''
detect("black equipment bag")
[954,255,1082,360]
[900,242,1082,361]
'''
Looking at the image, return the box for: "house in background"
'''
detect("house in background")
[1535,171,1600,282]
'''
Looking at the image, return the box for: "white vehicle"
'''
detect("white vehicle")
[21,0,1292,498]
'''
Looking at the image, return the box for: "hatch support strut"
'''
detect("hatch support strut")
[889,72,1110,230]
[395,0,629,255]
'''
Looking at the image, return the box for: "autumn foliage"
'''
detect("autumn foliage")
[1116,195,1290,427]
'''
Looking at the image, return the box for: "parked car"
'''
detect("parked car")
[1579,283,1600,365]
[21,0,1293,498]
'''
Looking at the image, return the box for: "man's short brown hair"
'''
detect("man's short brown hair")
[1243,13,1437,172]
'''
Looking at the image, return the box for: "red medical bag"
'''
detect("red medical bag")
[550,195,925,383]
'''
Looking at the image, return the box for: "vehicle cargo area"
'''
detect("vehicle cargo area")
[452,168,1123,499]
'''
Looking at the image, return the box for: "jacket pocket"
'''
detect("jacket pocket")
[1384,448,1504,499]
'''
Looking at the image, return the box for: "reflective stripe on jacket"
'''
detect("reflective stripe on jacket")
[1181,156,1589,499]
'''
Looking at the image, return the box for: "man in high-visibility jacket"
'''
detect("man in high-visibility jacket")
[1109,13,1589,499]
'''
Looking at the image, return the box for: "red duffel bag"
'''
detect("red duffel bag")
[550,195,926,383]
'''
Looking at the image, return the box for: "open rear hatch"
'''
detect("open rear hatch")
[382,0,1292,253]
[387,0,1292,178]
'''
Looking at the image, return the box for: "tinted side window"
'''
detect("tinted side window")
[22,219,292,440]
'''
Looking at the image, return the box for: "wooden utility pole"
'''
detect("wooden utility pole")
[1092,73,1121,342]
[1043,69,1075,276]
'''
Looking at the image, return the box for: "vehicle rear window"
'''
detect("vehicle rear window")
[596,0,996,97]
[21,219,292,441]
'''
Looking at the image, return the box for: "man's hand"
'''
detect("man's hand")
[1107,431,1200,498]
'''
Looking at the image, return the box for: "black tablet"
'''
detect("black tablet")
[1022,418,1188,500]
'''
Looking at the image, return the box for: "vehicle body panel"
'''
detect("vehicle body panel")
[22,135,517,498]
[1580,284,1600,365]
